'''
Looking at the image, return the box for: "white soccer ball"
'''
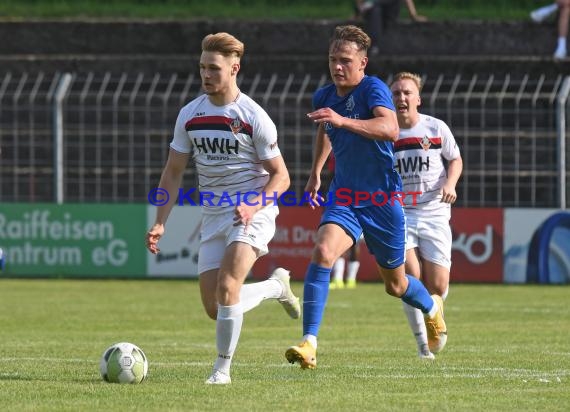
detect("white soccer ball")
[99,342,148,384]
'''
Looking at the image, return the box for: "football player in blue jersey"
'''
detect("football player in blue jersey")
[285,25,446,369]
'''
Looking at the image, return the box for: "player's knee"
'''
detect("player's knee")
[384,281,407,297]
[312,242,338,267]
[430,284,447,297]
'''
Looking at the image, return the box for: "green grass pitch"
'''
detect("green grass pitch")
[0,279,568,411]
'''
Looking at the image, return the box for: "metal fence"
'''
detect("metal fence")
[1,71,569,207]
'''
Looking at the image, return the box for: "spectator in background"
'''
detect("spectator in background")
[530,1,570,59]
[354,0,427,55]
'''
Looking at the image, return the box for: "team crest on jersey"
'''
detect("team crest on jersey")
[420,135,432,151]
[346,95,355,112]
[229,117,244,135]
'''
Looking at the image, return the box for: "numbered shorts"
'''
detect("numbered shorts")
[405,213,452,269]
[197,206,279,274]
[320,203,406,269]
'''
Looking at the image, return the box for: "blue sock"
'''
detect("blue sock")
[401,275,434,314]
[302,263,332,336]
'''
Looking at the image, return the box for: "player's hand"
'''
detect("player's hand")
[146,223,164,254]
[307,108,344,128]
[304,175,324,209]
[440,184,457,204]
[233,203,259,230]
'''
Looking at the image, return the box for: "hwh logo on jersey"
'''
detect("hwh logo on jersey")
[395,156,430,174]
[193,137,239,154]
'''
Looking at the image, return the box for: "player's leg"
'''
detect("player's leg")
[421,260,450,298]
[304,224,354,337]
[197,216,226,320]
[199,260,293,319]
[205,207,299,384]
[238,206,300,317]
[415,216,453,353]
[345,240,361,288]
[358,204,446,350]
[402,246,433,359]
[197,210,278,319]
[205,241,257,384]
[286,206,357,369]
[330,256,346,289]
[401,214,433,359]
[201,207,299,318]
[200,269,220,320]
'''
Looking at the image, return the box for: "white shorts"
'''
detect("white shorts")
[405,213,452,269]
[197,206,279,274]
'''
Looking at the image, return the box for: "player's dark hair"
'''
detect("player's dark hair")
[330,25,371,53]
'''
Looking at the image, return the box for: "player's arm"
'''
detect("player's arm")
[146,148,190,254]
[307,105,399,142]
[255,155,291,208]
[309,124,332,183]
[304,124,331,208]
[441,155,463,204]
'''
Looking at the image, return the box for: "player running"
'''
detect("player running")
[391,71,463,358]
[285,25,446,370]
[146,32,300,384]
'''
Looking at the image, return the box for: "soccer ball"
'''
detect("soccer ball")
[99,342,148,384]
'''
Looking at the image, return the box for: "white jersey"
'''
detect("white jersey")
[170,92,281,214]
[394,113,460,217]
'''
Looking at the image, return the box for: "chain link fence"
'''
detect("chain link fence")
[1,71,569,207]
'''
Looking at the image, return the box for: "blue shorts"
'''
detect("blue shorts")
[320,203,405,269]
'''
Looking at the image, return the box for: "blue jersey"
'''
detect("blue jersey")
[313,75,401,208]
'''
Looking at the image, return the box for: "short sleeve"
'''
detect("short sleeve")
[440,121,460,160]
[169,109,192,154]
[368,77,396,112]
[252,108,281,161]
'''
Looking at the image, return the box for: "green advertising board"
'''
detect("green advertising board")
[0,204,146,277]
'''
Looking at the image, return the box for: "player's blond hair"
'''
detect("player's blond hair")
[201,32,244,60]
[330,25,371,53]
[392,72,423,92]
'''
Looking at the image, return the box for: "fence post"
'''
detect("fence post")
[556,75,570,210]
[53,72,72,205]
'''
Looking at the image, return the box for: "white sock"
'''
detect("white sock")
[302,334,318,349]
[332,257,345,283]
[534,3,559,17]
[403,302,428,349]
[346,261,360,282]
[213,303,243,375]
[239,279,282,313]
[557,37,567,51]
[441,286,449,301]
[427,297,439,318]
[542,3,559,16]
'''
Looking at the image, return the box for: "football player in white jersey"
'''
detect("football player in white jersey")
[390,72,463,359]
[145,32,300,384]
